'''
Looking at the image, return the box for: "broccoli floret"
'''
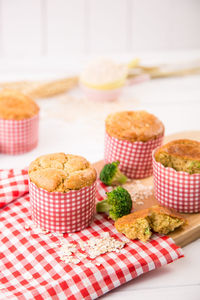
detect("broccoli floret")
[100,161,127,186]
[96,186,132,220]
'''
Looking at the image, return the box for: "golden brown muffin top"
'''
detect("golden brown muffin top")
[28,153,97,192]
[155,139,200,161]
[105,111,164,142]
[115,205,185,227]
[150,205,185,222]
[115,208,150,227]
[0,89,39,120]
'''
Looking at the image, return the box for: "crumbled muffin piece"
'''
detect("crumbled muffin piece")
[149,205,186,234]
[29,153,97,192]
[115,209,152,242]
[105,110,164,142]
[155,139,200,174]
[115,205,186,242]
[0,89,39,120]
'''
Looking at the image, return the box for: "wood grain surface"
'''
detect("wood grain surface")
[93,130,200,247]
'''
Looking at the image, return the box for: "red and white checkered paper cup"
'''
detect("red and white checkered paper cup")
[29,180,96,233]
[0,114,39,154]
[153,151,200,213]
[104,132,164,179]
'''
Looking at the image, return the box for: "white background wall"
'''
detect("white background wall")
[0,0,199,59]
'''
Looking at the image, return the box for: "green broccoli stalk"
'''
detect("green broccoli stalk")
[100,161,127,186]
[96,186,132,220]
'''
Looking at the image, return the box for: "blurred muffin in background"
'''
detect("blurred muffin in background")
[0,89,39,154]
[0,89,39,120]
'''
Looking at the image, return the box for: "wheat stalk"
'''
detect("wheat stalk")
[0,76,78,98]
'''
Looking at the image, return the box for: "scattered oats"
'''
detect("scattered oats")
[46,233,53,237]
[54,232,63,237]
[61,255,80,264]
[85,262,94,268]
[123,181,153,203]
[78,240,86,251]
[76,252,87,260]
[59,241,77,255]
[70,257,80,264]
[32,225,49,235]
[101,232,110,238]
[25,274,33,280]
[56,233,126,264]
[86,232,126,259]
[57,241,82,264]
[89,254,97,259]
[137,201,144,205]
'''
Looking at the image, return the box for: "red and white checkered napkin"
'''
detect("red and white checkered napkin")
[153,154,200,213]
[0,171,183,300]
[104,132,163,179]
[29,181,96,233]
[0,169,29,208]
[0,114,39,155]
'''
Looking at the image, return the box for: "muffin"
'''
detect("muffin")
[153,139,200,213]
[115,209,152,242]
[115,205,186,242]
[104,110,164,179]
[0,89,39,120]
[105,110,164,143]
[29,153,97,233]
[155,139,200,174]
[149,205,186,235]
[29,153,97,192]
[0,89,39,154]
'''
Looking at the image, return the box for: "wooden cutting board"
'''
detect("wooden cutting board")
[93,130,200,248]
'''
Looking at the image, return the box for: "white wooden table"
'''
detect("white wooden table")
[0,52,199,300]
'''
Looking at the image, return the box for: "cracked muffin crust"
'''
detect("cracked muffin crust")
[28,153,97,192]
[149,205,186,235]
[105,110,164,142]
[115,209,152,242]
[155,139,200,174]
[115,205,186,242]
[0,89,39,120]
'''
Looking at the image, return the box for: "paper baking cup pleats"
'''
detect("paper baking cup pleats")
[29,181,96,233]
[104,132,163,179]
[153,154,200,213]
[0,114,39,154]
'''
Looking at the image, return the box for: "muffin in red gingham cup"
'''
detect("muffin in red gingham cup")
[153,139,200,213]
[104,111,164,179]
[28,153,97,233]
[0,89,39,154]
